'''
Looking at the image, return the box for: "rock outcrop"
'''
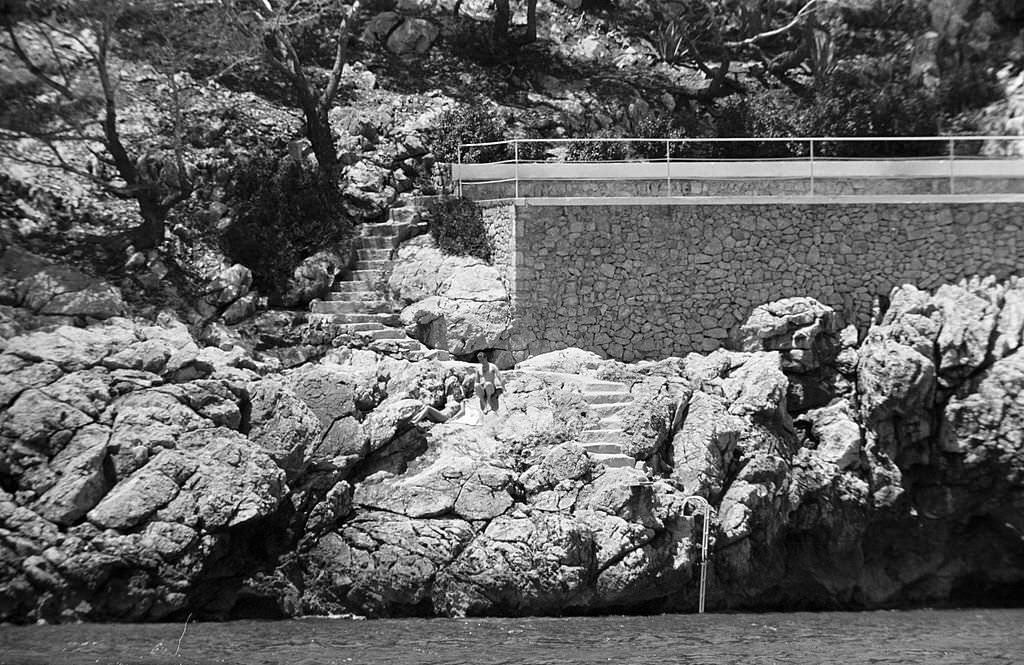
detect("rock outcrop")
[390,236,514,365]
[2,271,1023,622]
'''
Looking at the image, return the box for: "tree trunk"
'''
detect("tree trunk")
[131,198,166,250]
[524,0,537,43]
[493,0,509,43]
[305,107,338,174]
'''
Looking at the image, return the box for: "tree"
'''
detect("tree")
[644,0,830,100]
[222,0,362,175]
[0,0,196,250]
[491,0,538,47]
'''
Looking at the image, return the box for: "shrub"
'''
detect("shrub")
[566,129,630,162]
[426,197,492,261]
[220,150,352,303]
[431,105,510,164]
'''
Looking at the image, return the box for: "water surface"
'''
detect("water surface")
[2,609,1021,664]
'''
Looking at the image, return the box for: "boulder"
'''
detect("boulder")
[401,296,513,359]
[385,18,439,55]
[800,399,862,470]
[204,264,252,307]
[281,249,350,309]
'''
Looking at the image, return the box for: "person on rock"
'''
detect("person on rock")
[473,350,503,424]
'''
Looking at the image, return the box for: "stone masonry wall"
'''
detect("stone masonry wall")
[504,202,1024,361]
[463,177,1024,201]
[480,202,516,294]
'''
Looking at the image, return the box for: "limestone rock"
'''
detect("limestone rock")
[17,265,125,320]
[247,378,322,479]
[204,264,252,307]
[281,249,350,309]
[401,296,512,359]
[388,236,489,305]
[801,399,862,470]
[385,17,439,55]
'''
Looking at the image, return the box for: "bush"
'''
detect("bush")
[566,129,630,161]
[431,105,510,164]
[220,151,352,303]
[426,197,492,261]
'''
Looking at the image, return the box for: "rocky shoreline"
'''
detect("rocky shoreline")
[2,242,1023,622]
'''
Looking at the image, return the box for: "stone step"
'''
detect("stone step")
[329,281,372,293]
[580,428,625,443]
[361,222,408,237]
[350,269,383,283]
[343,322,386,332]
[580,442,625,454]
[582,391,633,405]
[388,206,420,224]
[588,453,636,468]
[357,248,391,261]
[354,235,394,250]
[356,259,390,271]
[313,299,393,314]
[323,289,380,301]
[307,308,399,325]
[362,327,408,341]
[578,380,631,393]
[589,402,633,417]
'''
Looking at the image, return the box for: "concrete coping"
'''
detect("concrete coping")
[474,194,1024,207]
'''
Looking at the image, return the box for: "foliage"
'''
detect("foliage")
[566,129,630,162]
[220,151,352,302]
[0,0,197,248]
[430,105,510,164]
[425,197,492,261]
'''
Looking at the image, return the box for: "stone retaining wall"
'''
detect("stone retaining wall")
[463,177,1024,201]
[496,201,1024,361]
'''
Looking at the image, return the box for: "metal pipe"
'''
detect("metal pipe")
[949,137,956,195]
[666,139,672,196]
[514,140,520,199]
[457,144,463,198]
[683,495,712,613]
[809,138,815,196]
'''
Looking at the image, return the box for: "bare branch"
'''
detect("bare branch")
[724,0,820,48]
[3,21,78,99]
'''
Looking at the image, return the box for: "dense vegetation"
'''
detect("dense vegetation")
[2,0,1022,279]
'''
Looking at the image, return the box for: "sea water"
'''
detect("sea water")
[1,609,1022,665]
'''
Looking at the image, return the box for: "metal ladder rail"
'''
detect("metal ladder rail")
[683,495,712,614]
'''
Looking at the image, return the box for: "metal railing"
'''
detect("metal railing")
[683,495,713,614]
[453,135,1024,199]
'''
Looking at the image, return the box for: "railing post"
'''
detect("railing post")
[949,136,955,195]
[514,140,520,199]
[457,144,463,198]
[666,138,672,197]
[809,138,815,196]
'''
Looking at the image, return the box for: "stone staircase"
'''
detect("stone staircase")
[309,200,446,359]
[576,378,636,468]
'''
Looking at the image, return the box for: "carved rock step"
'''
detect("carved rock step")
[309,300,395,315]
[323,288,380,301]
[589,401,633,418]
[306,309,400,325]
[588,453,636,469]
[581,442,625,454]
[357,248,392,261]
[361,221,409,237]
[354,235,394,250]
[358,259,391,271]
[581,391,633,405]
[580,428,625,443]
